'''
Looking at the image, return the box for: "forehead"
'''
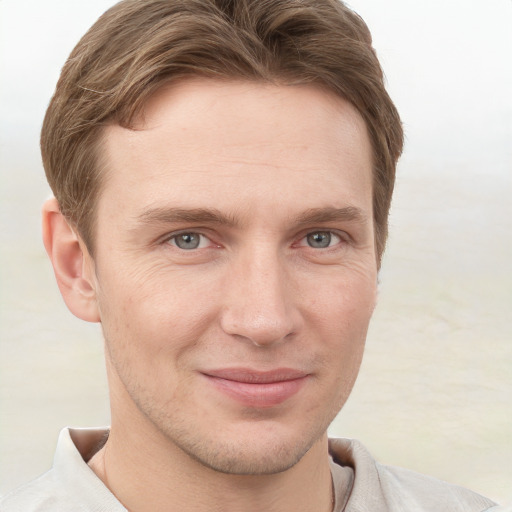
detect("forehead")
[99,79,373,222]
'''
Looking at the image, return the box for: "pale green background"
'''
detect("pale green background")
[1,0,511,504]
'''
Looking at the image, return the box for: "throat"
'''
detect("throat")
[86,428,335,512]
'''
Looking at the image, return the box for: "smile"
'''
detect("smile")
[201,368,310,408]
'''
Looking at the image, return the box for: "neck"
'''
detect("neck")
[89,417,334,512]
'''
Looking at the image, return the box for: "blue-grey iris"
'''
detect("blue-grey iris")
[175,233,201,250]
[307,232,331,248]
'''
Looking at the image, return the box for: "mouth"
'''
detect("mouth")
[201,368,310,408]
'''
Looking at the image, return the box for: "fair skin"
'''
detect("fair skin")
[43,79,377,512]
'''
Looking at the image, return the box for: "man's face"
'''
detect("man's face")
[90,79,377,474]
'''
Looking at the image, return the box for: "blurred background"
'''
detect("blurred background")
[0,0,511,504]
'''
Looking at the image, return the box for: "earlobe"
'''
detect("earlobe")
[42,198,100,323]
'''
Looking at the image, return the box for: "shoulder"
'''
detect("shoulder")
[0,470,81,512]
[329,437,499,512]
[376,461,497,512]
[1,427,123,512]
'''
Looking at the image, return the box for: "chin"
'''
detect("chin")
[155,414,330,476]
[177,434,317,475]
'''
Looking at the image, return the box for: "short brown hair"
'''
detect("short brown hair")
[41,0,403,261]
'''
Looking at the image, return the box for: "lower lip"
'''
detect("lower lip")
[204,375,308,408]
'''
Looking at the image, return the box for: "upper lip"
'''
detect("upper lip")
[202,368,309,384]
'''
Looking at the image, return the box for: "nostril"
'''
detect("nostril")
[219,256,300,345]
[220,307,297,347]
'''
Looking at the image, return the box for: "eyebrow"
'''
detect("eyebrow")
[133,205,368,229]
[134,207,239,228]
[294,206,369,226]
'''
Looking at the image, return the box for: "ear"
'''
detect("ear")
[42,198,100,323]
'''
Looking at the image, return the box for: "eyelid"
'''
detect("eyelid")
[157,227,350,250]
[295,229,348,248]
[161,230,215,248]
[171,233,207,249]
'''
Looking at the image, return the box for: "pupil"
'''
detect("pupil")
[308,232,331,248]
[176,233,200,249]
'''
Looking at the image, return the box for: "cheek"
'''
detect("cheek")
[96,263,221,357]
[304,270,376,387]
[304,269,377,335]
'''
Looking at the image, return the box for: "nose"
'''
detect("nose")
[219,248,301,347]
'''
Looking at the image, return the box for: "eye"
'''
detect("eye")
[168,232,210,250]
[304,231,341,249]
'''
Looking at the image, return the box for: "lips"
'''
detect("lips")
[201,368,309,407]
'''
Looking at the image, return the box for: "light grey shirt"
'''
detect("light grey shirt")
[0,427,507,511]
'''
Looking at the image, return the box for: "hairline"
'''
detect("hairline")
[79,76,380,263]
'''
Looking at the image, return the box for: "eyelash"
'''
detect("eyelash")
[296,231,343,249]
[163,230,347,251]
[166,232,215,250]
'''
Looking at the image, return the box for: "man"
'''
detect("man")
[0,0,505,511]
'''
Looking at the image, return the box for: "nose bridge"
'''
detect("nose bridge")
[220,243,297,346]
